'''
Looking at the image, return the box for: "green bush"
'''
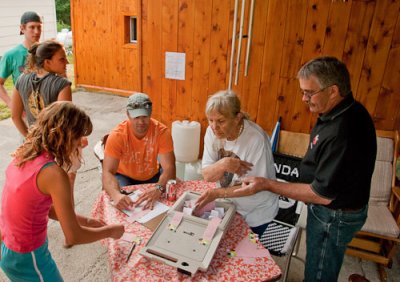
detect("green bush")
[57,21,71,32]
[56,0,71,32]
[0,79,13,120]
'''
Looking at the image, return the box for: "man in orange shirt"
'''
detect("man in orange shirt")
[102,93,176,210]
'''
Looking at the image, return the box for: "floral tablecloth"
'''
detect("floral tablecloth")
[91,180,282,281]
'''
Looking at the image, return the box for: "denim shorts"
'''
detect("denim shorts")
[0,239,63,282]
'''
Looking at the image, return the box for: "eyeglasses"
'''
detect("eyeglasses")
[300,85,331,99]
[128,102,152,110]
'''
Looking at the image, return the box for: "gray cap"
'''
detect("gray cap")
[20,11,42,35]
[127,93,152,118]
[21,11,42,24]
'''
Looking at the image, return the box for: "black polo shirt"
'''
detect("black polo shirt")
[300,94,377,210]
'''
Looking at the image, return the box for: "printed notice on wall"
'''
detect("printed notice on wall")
[165,52,185,80]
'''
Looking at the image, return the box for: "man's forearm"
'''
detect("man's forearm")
[102,172,121,200]
[158,168,175,186]
[265,179,331,205]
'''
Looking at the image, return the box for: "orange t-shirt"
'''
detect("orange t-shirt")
[105,118,174,181]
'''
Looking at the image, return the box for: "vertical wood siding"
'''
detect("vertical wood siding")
[71,0,400,136]
[71,0,141,94]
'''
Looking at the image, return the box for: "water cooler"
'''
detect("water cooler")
[171,120,203,181]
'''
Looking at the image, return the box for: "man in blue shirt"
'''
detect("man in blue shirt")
[0,11,42,107]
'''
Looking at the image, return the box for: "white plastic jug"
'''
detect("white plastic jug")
[175,161,186,181]
[172,120,201,163]
[184,160,203,181]
[175,160,203,181]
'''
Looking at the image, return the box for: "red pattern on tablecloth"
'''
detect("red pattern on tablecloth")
[91,180,281,281]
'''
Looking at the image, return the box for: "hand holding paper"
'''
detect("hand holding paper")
[122,191,169,224]
[133,187,162,210]
[112,193,134,210]
[195,188,218,210]
[193,201,216,217]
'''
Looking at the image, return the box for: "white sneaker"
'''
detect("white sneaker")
[93,140,104,161]
[97,163,103,175]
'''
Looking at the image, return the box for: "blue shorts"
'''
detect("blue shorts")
[116,170,161,188]
[0,239,63,282]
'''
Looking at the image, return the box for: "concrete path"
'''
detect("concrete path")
[0,91,398,281]
[0,91,127,282]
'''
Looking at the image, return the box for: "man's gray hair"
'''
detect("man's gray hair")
[297,56,352,97]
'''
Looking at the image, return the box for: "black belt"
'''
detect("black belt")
[330,206,364,212]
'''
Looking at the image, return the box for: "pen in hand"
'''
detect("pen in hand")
[126,242,136,263]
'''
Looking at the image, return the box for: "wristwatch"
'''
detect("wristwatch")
[155,184,165,193]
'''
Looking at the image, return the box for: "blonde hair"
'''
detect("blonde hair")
[205,90,249,119]
[14,101,92,169]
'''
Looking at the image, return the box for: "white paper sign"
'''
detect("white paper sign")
[165,52,185,80]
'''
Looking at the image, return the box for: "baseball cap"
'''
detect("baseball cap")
[127,93,152,118]
[20,11,42,35]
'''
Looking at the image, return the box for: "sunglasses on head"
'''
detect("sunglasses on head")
[128,102,152,110]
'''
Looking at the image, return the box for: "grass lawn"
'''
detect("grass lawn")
[0,53,74,121]
[0,79,12,120]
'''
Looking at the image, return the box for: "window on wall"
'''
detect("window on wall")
[124,16,137,44]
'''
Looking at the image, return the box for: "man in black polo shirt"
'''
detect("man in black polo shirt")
[234,56,377,281]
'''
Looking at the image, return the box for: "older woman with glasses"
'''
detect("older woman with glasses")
[195,90,279,237]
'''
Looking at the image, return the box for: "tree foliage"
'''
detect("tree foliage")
[56,0,71,31]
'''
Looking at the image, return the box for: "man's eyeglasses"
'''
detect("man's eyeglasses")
[128,102,152,110]
[300,85,331,99]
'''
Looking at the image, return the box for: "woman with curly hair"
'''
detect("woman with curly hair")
[0,102,124,281]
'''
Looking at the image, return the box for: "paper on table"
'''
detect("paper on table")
[122,191,169,224]
[120,233,136,242]
[120,233,140,243]
[193,201,215,217]
[202,217,221,243]
[137,202,169,224]
[235,237,271,258]
[126,209,151,223]
[183,207,193,215]
[168,211,184,231]
[242,257,256,264]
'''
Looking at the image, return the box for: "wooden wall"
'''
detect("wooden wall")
[71,0,400,137]
[71,0,141,94]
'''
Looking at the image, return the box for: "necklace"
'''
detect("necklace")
[231,120,244,142]
[225,120,244,142]
[237,121,244,138]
